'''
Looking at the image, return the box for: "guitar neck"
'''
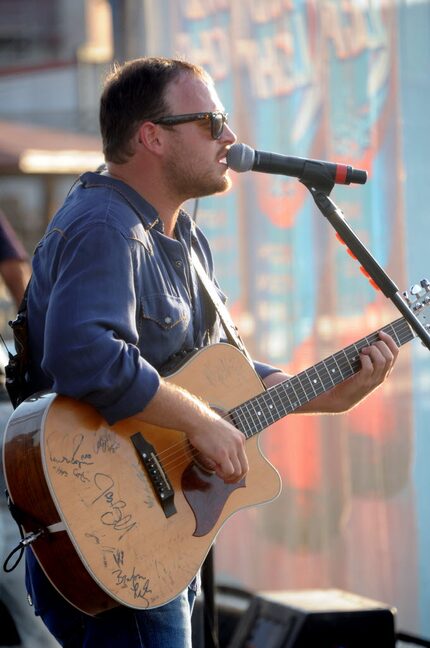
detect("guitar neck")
[230,316,414,438]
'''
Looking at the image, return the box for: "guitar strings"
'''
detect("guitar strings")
[146,408,237,474]
[135,318,413,476]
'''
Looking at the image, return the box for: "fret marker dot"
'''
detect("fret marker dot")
[331,369,336,373]
[313,379,318,384]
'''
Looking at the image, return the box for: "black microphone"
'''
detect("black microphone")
[226,143,367,185]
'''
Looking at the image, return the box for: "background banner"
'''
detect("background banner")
[141,0,430,635]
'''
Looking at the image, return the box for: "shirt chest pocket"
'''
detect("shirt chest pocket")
[139,293,192,369]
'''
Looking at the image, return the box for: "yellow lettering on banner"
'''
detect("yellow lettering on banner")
[238,30,312,99]
[249,0,295,23]
[175,28,229,80]
[258,244,292,266]
[257,274,292,296]
[234,6,313,99]
[321,1,387,59]
[320,3,347,57]
[183,0,229,20]
[366,6,388,50]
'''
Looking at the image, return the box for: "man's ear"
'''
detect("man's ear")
[137,122,164,155]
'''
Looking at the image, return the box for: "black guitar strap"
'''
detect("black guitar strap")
[190,248,253,365]
[4,280,32,409]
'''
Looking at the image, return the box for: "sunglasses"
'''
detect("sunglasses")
[152,111,228,140]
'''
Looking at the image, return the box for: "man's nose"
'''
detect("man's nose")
[222,122,237,145]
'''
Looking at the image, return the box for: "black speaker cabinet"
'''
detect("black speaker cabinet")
[192,585,253,647]
[0,598,21,646]
[228,588,397,648]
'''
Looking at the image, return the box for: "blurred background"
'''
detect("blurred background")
[0,0,430,643]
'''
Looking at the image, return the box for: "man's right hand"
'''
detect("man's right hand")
[186,415,248,483]
[136,379,249,484]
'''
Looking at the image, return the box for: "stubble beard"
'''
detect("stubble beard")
[165,154,231,202]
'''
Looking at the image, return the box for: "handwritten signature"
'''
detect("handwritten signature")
[94,429,120,455]
[73,468,90,484]
[92,473,137,541]
[48,434,94,470]
[112,566,152,604]
[101,545,125,567]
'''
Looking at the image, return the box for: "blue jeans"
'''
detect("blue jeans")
[25,549,197,647]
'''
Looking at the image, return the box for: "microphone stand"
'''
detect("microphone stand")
[299,164,430,350]
[191,198,219,648]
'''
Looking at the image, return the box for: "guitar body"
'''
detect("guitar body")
[5,295,420,617]
[3,343,281,615]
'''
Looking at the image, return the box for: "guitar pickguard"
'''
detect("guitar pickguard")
[182,462,245,536]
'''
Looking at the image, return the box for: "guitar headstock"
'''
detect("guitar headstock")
[403,279,430,340]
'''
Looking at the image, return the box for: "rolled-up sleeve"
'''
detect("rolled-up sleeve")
[42,222,160,424]
[253,360,282,381]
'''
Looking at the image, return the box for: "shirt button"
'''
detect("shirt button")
[164,316,172,324]
[175,259,183,268]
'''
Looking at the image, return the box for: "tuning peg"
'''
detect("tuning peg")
[411,283,426,298]
[403,290,415,305]
[420,278,430,291]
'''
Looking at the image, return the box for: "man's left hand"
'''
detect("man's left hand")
[263,330,399,414]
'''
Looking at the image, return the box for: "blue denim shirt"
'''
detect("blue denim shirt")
[27,172,277,425]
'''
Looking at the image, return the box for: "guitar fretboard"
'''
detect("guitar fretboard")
[229,317,413,439]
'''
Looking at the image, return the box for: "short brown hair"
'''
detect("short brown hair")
[100,57,209,163]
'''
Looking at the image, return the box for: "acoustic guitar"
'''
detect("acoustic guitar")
[3,281,429,615]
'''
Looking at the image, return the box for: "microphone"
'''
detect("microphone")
[226,143,367,186]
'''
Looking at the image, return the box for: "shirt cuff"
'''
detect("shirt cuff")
[253,360,282,381]
[99,360,161,425]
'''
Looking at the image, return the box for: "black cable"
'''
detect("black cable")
[397,631,430,647]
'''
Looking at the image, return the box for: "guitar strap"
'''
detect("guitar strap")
[190,248,253,365]
[70,176,253,370]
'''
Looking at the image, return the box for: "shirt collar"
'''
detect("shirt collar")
[79,171,199,244]
[176,209,199,246]
[79,171,160,231]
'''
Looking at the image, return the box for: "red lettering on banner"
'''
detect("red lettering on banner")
[255,175,307,228]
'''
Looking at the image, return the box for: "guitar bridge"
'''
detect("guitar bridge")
[131,432,176,518]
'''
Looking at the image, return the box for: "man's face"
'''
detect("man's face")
[160,72,237,201]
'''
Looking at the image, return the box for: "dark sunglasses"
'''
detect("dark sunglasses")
[152,111,228,140]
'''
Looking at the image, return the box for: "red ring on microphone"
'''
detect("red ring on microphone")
[335,164,348,184]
